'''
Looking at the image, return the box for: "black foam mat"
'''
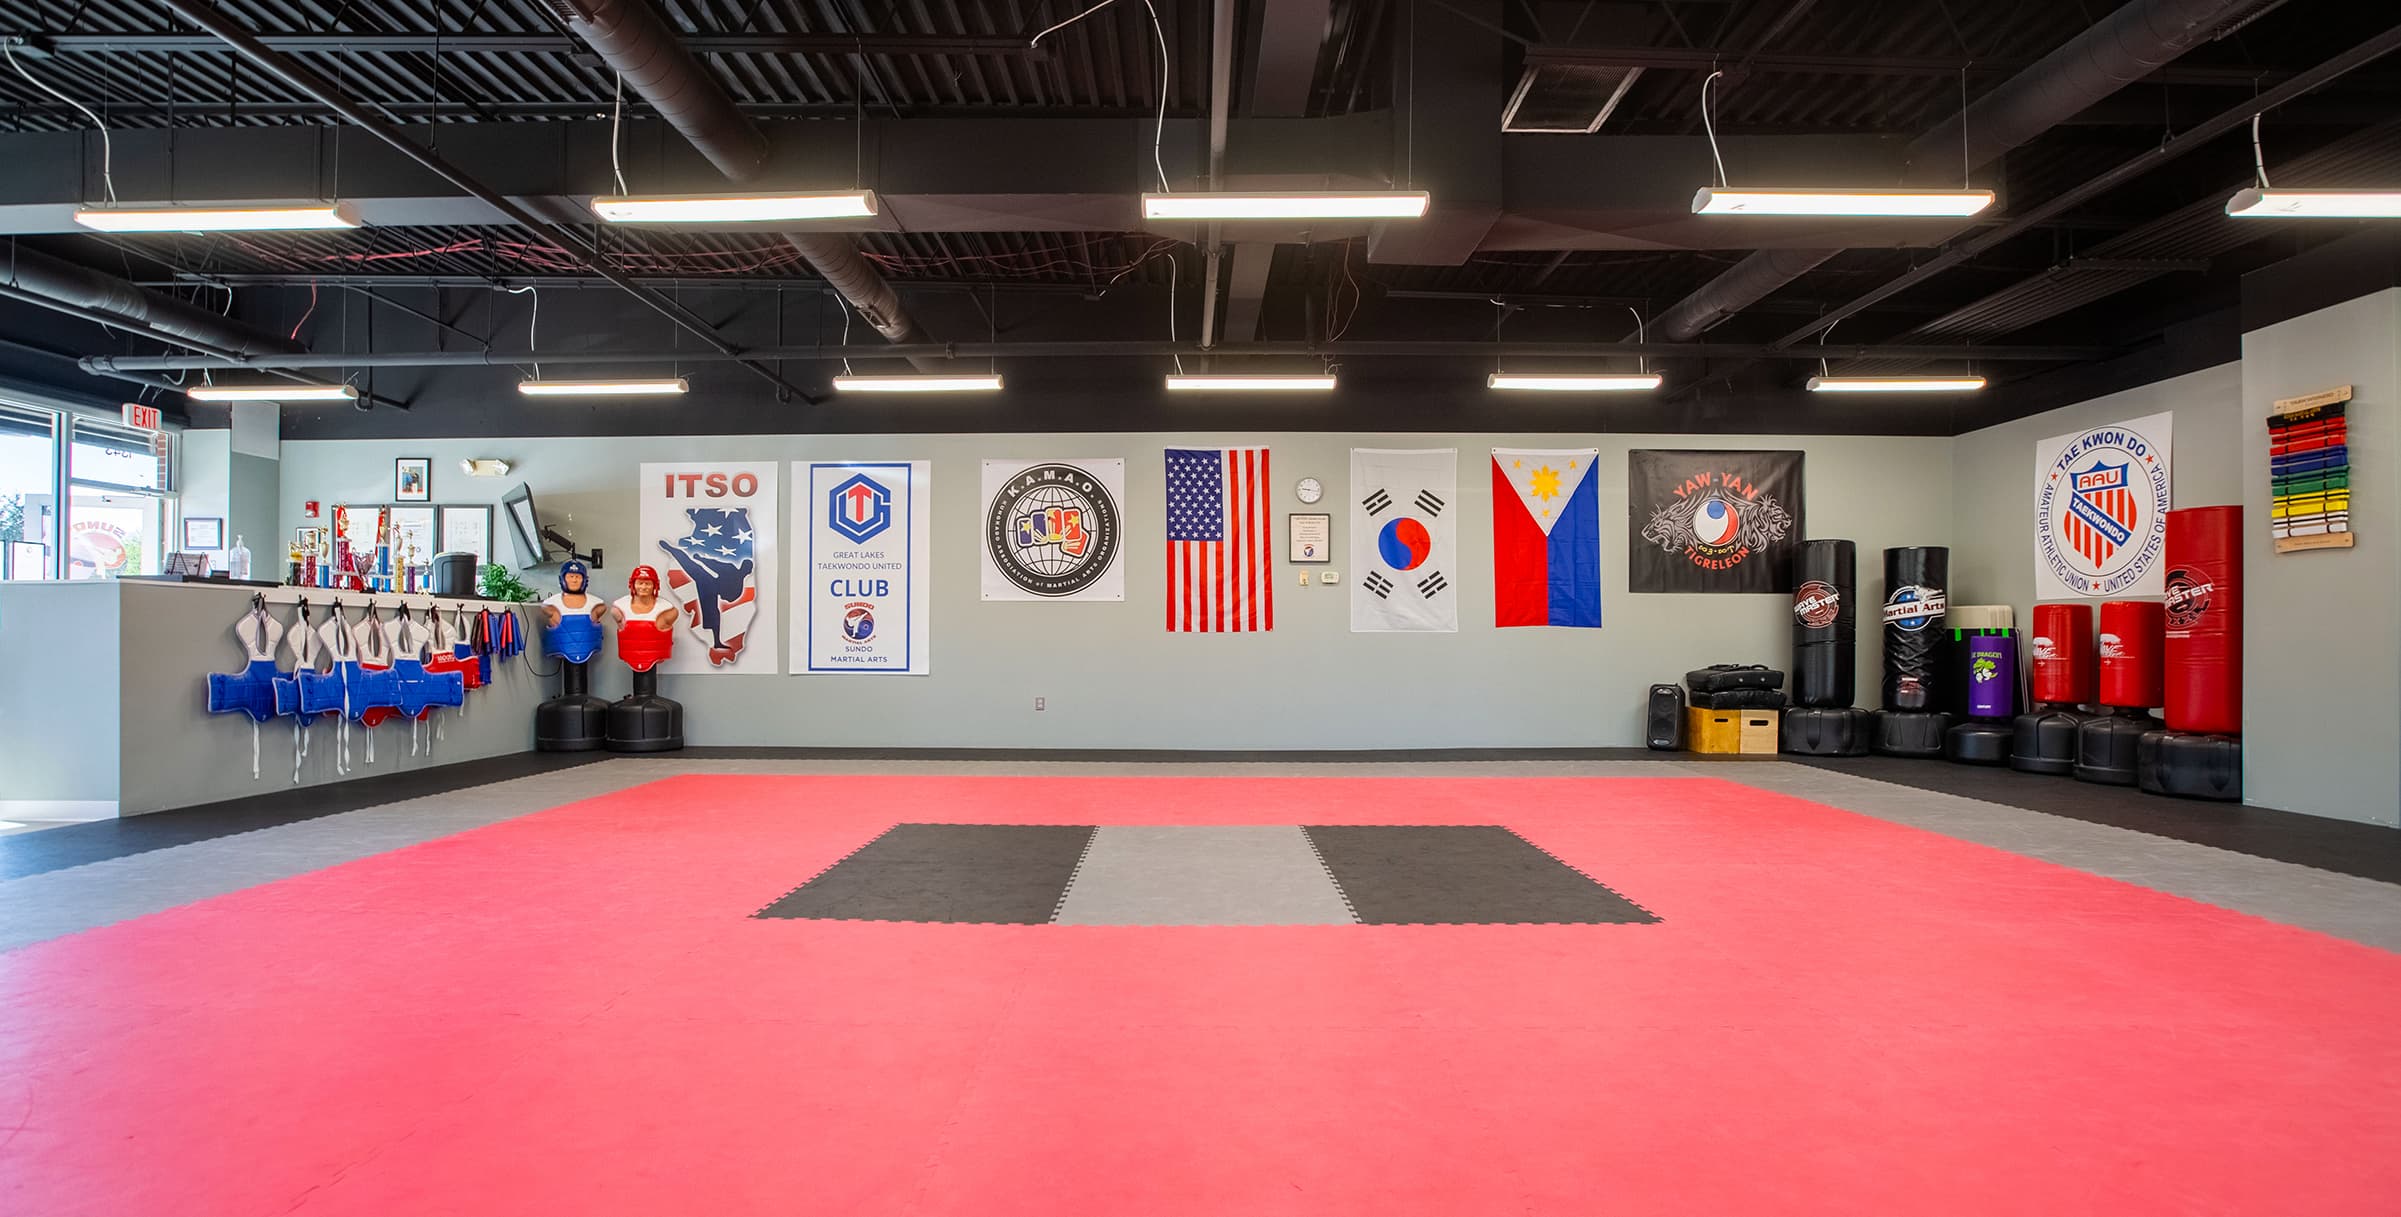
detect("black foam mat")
[1301,825,1657,925]
[753,823,1095,924]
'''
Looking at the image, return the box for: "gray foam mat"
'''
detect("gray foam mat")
[1053,826,1357,925]
[754,823,1095,924]
[1301,825,1657,925]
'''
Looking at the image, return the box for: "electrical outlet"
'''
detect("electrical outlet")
[1322,570,1341,584]
[1034,696,1046,711]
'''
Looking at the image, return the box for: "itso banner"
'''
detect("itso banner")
[979,458,1127,602]
[2033,411,2173,598]
[638,461,779,674]
[1351,448,1457,632]
[797,461,931,675]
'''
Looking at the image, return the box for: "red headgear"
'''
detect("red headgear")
[628,564,662,592]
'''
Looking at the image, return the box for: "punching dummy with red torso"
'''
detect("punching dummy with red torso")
[606,564,680,672]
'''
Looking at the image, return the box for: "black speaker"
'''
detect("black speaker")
[1646,683,1686,751]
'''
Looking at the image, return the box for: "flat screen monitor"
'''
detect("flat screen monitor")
[499,482,549,568]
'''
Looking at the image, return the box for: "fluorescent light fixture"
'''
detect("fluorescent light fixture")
[1692,187,1994,217]
[1142,191,1430,221]
[590,190,878,224]
[832,374,1004,393]
[74,203,360,233]
[1488,372,1663,391]
[186,383,358,402]
[1805,375,1986,393]
[517,378,690,397]
[2225,188,2401,218]
[1163,374,1338,392]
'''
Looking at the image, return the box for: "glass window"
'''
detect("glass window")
[0,403,59,580]
[70,418,171,492]
[66,416,175,580]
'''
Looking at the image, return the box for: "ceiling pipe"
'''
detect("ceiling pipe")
[150,0,816,403]
[1642,0,2279,343]
[80,339,2119,375]
[1196,0,1237,353]
[548,0,939,369]
[2,242,300,358]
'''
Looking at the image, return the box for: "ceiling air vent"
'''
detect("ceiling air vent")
[1501,63,1641,134]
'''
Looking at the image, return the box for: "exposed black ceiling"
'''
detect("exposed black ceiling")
[0,0,2395,435]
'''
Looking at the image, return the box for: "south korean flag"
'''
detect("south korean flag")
[1351,448,1458,632]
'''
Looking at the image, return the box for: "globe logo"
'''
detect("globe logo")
[986,463,1121,597]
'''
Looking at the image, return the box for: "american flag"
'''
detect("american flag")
[1165,447,1274,632]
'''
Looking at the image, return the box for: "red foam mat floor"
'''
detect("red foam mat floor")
[3,775,2397,1215]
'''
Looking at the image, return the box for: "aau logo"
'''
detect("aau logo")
[985,463,1122,597]
[827,474,893,544]
[2038,422,2170,595]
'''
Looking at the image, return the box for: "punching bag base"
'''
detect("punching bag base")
[1875,711,1952,758]
[2009,707,2095,775]
[536,695,609,752]
[1944,721,2013,765]
[605,694,685,754]
[2073,713,2156,786]
[2138,731,2243,802]
[1781,707,1874,756]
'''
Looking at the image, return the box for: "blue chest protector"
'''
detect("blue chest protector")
[205,606,288,724]
[545,601,603,663]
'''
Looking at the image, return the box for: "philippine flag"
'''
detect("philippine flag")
[1492,448,1602,628]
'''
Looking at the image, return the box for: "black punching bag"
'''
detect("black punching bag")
[1791,540,1856,708]
[1880,546,1950,711]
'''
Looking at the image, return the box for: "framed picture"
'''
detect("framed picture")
[295,527,325,554]
[389,506,438,567]
[166,552,212,576]
[1289,513,1332,564]
[394,457,432,502]
[439,505,494,566]
[181,515,224,550]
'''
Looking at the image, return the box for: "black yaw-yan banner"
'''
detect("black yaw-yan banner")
[1628,449,1805,593]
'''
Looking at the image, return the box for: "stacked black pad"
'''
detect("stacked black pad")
[1689,688,1788,710]
[1791,540,1856,707]
[1645,684,1686,751]
[1685,664,1783,693]
[1782,706,1875,756]
[2138,731,2243,801]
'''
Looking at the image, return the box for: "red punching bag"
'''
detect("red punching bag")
[2030,603,2095,705]
[2164,506,2243,734]
[2097,600,2164,709]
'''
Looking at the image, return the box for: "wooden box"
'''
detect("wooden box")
[1689,707,1782,755]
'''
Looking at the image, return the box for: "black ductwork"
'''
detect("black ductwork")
[1644,0,2276,342]
[551,0,934,363]
[2,242,302,357]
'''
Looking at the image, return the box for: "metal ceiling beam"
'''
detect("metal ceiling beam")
[12,33,1035,56]
[1521,43,2368,88]
[82,339,2120,374]
[143,0,820,404]
[1774,17,2401,351]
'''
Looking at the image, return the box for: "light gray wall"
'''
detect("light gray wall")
[1950,362,2246,625]
[277,430,1952,750]
[114,581,545,814]
[2240,290,2400,826]
[226,452,281,570]
[0,581,120,817]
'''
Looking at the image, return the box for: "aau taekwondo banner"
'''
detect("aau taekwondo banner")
[1492,448,1601,628]
[797,461,930,674]
[2034,412,2173,598]
[1627,449,1803,594]
[639,461,778,673]
[980,458,1127,601]
[1352,448,1456,632]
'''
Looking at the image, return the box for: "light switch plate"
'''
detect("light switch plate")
[1322,570,1340,584]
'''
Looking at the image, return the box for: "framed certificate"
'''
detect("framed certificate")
[1289,513,1331,563]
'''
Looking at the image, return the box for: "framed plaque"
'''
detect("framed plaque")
[1289,513,1331,564]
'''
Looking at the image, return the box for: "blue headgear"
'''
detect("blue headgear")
[559,559,590,594]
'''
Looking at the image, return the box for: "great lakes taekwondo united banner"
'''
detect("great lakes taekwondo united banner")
[797,461,931,675]
[1351,448,1457,632]
[1627,449,1803,593]
[2034,411,2173,598]
[640,461,778,673]
[979,459,1127,601]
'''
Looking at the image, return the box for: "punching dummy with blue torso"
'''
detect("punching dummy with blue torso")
[534,559,610,751]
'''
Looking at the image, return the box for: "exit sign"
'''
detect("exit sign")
[121,402,163,431]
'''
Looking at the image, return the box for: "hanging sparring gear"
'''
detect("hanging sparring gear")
[391,607,467,720]
[203,596,289,780]
[613,564,678,673]
[279,600,328,783]
[352,606,404,730]
[424,604,483,692]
